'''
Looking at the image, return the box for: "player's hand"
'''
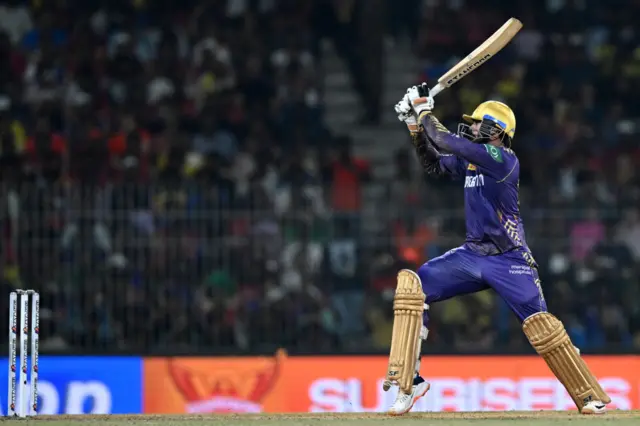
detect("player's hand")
[394,94,413,121]
[407,83,434,116]
[416,82,430,97]
[394,94,418,132]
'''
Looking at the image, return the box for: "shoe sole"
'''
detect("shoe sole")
[388,383,430,416]
[581,407,606,415]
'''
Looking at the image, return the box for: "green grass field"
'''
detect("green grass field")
[10,411,640,426]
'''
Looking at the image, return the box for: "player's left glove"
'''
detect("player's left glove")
[395,94,418,132]
[407,83,434,117]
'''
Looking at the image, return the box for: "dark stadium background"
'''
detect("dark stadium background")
[0,0,638,357]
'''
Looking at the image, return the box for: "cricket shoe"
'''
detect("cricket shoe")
[581,400,607,415]
[388,376,430,416]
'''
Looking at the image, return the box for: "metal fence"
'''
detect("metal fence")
[1,182,638,355]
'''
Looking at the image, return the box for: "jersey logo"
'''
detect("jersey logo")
[485,145,503,163]
[464,174,484,188]
[467,164,477,171]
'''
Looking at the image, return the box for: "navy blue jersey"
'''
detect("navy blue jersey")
[420,113,535,264]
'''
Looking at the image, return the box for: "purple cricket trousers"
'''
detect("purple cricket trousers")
[417,245,547,327]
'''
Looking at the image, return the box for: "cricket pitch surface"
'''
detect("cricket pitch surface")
[11,411,640,426]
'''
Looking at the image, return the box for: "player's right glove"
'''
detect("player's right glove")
[407,83,434,118]
[395,94,418,133]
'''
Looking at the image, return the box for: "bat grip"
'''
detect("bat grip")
[429,83,444,98]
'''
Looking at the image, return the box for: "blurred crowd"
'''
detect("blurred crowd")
[0,0,639,354]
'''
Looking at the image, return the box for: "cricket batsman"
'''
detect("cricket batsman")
[383,83,610,415]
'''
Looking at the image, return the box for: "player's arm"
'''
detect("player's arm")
[407,84,506,178]
[419,113,510,178]
[395,95,465,178]
[414,131,466,177]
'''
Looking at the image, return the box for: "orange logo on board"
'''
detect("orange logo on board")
[167,350,285,413]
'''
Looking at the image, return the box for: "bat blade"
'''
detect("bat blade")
[429,17,522,98]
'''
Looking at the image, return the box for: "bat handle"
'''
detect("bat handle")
[429,83,444,98]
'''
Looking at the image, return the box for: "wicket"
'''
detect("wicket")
[7,290,39,418]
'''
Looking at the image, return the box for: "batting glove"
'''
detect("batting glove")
[395,94,418,132]
[407,83,434,117]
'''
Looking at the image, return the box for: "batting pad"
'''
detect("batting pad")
[523,312,611,409]
[385,269,425,395]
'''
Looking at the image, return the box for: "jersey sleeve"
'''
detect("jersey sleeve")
[420,113,509,179]
[412,130,466,179]
[438,153,467,178]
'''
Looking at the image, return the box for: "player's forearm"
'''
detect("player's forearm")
[410,127,442,176]
[419,112,468,155]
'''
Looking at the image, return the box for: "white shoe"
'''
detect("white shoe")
[388,379,430,416]
[581,400,607,415]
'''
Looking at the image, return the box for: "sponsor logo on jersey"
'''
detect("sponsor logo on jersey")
[464,174,485,188]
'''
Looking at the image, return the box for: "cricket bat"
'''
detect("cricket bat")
[429,17,523,98]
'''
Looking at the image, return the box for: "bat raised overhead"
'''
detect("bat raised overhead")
[429,18,523,98]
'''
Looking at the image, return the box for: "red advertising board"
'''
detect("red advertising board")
[143,353,640,413]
